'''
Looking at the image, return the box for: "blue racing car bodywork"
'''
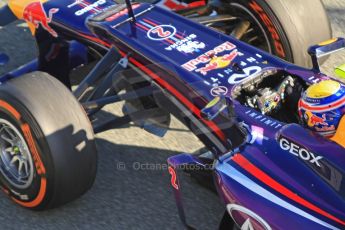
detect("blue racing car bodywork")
[0,0,344,229]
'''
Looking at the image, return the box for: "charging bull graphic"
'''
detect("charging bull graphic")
[196,49,238,76]
[22,1,59,37]
[305,111,328,127]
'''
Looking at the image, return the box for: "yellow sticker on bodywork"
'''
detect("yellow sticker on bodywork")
[318,38,338,46]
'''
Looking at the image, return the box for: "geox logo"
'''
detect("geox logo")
[279,138,323,167]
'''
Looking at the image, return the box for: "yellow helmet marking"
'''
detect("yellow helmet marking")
[307,80,341,98]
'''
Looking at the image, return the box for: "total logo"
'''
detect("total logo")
[210,86,228,97]
[68,0,107,16]
[147,25,176,41]
[165,34,205,54]
[279,138,323,167]
[178,41,205,54]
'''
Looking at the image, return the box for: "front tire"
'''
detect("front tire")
[0,71,97,210]
[211,0,332,67]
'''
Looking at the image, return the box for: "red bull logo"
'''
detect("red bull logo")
[196,50,238,75]
[182,41,236,72]
[305,111,327,127]
[23,1,59,37]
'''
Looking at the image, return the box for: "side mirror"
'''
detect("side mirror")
[201,96,235,121]
[0,53,9,66]
[308,37,345,72]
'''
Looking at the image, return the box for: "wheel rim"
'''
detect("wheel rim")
[0,119,34,189]
[228,3,271,53]
[184,3,273,55]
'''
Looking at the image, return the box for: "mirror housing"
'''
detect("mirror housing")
[308,37,345,72]
[201,96,235,121]
[0,53,9,66]
[201,96,246,153]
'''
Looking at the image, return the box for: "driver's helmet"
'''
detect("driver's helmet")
[298,79,345,137]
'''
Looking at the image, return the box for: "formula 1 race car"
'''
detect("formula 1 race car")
[0,0,341,229]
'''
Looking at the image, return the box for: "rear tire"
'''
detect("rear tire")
[0,71,97,210]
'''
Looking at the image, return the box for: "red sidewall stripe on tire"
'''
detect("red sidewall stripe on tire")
[248,0,286,58]
[0,100,47,208]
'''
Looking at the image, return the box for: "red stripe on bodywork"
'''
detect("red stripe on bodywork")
[125,53,226,141]
[233,154,345,226]
[142,18,158,26]
[135,22,150,31]
[79,34,226,142]
[166,39,175,44]
[175,33,184,40]
[80,34,111,47]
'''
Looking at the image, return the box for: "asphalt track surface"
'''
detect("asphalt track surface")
[0,0,344,229]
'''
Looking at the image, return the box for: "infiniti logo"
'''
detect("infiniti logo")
[227,204,272,230]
